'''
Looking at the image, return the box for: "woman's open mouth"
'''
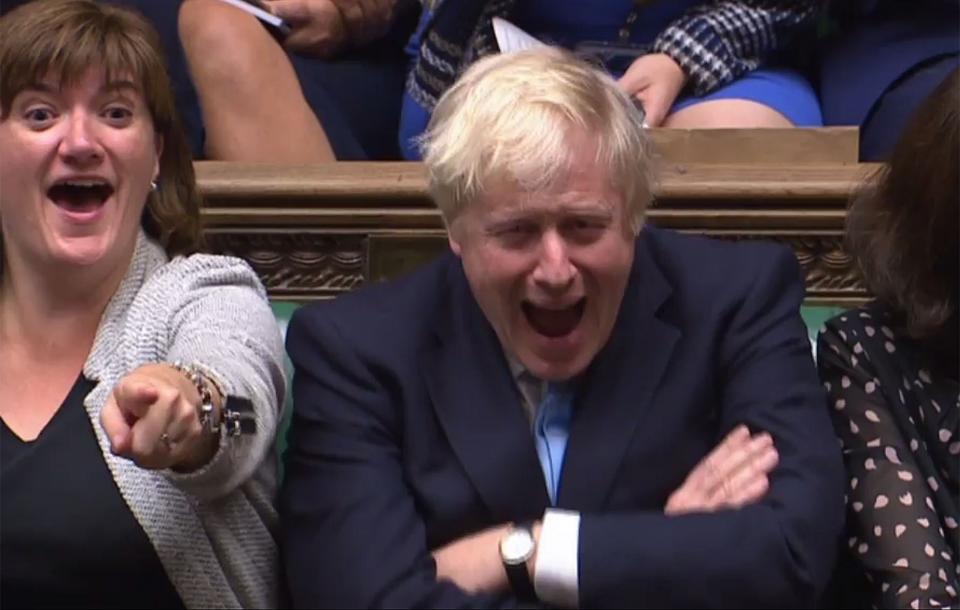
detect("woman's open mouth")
[522,298,587,338]
[47,179,114,222]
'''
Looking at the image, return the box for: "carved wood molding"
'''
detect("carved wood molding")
[196,162,873,304]
[203,230,366,300]
[201,228,865,304]
[787,236,864,302]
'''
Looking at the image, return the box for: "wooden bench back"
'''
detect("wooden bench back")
[196,160,875,305]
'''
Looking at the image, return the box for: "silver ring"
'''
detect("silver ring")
[160,433,173,448]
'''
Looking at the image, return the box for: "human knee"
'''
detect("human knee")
[178,0,265,68]
[665,99,794,128]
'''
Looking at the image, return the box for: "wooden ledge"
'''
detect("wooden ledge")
[196,161,875,206]
[195,161,875,304]
[649,127,860,165]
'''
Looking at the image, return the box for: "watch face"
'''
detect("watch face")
[500,528,535,564]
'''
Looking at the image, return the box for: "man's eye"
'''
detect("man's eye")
[501,223,536,235]
[569,218,604,231]
[490,223,537,247]
[563,218,608,242]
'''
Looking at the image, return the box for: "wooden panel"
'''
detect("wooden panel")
[367,235,448,284]
[649,127,859,164]
[196,161,873,304]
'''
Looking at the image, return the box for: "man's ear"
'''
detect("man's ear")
[448,235,462,256]
[447,217,463,256]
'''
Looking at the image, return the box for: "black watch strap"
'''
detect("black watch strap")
[504,521,538,602]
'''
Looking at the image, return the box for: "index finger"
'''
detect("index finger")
[113,378,159,421]
[100,394,133,454]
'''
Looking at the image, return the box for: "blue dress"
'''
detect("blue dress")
[400,0,822,159]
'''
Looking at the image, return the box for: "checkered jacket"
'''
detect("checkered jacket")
[651,0,821,95]
[407,0,821,111]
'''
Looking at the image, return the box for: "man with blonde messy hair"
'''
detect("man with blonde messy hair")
[283,48,844,608]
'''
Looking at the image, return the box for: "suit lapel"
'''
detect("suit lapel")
[558,233,680,511]
[422,259,550,522]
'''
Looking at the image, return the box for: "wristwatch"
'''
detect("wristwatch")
[499,521,538,602]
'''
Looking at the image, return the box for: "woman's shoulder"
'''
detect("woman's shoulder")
[820,303,942,384]
[145,252,268,301]
[823,303,898,344]
[123,252,272,339]
[819,303,906,374]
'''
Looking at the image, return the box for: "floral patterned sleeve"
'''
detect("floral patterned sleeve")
[818,323,960,609]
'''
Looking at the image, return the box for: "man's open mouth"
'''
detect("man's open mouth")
[522,298,586,338]
[48,179,114,214]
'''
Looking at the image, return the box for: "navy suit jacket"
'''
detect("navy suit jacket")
[281,227,845,608]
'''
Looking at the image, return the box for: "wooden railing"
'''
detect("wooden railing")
[195,160,875,305]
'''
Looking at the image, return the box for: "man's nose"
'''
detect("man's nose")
[532,230,576,291]
[59,112,103,166]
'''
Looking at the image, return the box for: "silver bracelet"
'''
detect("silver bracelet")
[171,362,222,435]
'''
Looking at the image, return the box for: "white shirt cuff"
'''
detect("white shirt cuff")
[533,508,580,608]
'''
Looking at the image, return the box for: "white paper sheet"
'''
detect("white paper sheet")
[492,17,548,54]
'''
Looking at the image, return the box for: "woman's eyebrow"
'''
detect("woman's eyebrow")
[20,82,58,94]
[101,80,139,94]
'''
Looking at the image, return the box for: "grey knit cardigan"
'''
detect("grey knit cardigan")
[81,233,286,608]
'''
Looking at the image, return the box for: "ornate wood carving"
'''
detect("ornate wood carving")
[785,236,864,301]
[204,231,365,299]
[202,229,866,304]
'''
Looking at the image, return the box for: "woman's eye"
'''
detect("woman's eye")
[24,107,55,125]
[103,106,133,122]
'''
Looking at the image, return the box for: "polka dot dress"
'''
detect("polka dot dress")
[818,305,959,609]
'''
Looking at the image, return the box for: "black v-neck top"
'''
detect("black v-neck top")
[1,375,185,609]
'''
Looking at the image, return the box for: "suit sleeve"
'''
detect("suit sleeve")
[652,0,820,95]
[577,246,846,607]
[281,309,522,609]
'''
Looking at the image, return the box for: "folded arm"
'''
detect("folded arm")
[576,247,844,607]
[282,311,522,608]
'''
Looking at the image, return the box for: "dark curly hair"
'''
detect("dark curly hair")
[846,68,959,343]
